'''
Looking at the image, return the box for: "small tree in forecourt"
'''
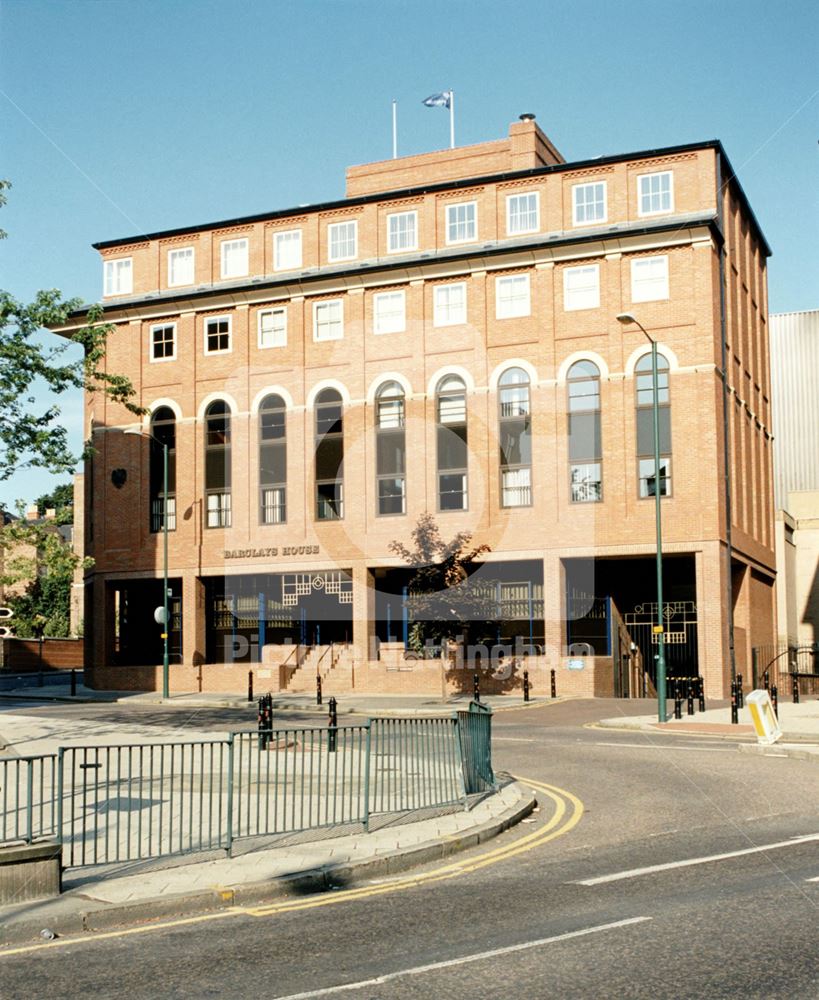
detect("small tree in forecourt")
[0,515,93,638]
[388,512,497,654]
[0,179,144,483]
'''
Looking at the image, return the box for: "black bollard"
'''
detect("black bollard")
[730,679,739,724]
[686,678,695,716]
[793,673,800,704]
[328,696,338,753]
[736,675,744,709]
[473,673,480,703]
[763,670,770,693]
[771,684,778,718]
[550,668,557,699]
[697,675,706,713]
[258,693,272,750]
[523,670,530,703]
[70,669,77,697]
[247,670,253,703]
[674,678,683,720]
[316,674,323,706]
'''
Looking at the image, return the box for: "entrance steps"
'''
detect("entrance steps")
[282,644,353,693]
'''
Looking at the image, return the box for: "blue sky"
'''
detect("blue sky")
[1,0,817,509]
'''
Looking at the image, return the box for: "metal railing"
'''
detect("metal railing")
[1,710,494,870]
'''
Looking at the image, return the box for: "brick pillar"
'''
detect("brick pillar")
[182,573,206,670]
[350,564,375,667]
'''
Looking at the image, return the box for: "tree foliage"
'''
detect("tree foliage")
[389,512,496,652]
[0,516,91,638]
[0,180,144,482]
[36,482,75,524]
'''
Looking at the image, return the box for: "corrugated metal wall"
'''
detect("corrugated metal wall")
[770,309,819,508]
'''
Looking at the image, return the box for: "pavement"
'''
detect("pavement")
[0,778,534,946]
[598,697,819,762]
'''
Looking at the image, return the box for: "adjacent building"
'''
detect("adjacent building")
[54,116,776,698]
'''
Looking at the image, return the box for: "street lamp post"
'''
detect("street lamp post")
[125,427,170,700]
[617,312,667,723]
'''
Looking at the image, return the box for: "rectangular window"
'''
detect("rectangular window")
[638,458,672,498]
[387,211,418,253]
[313,299,344,341]
[496,275,531,319]
[378,477,406,516]
[373,291,406,334]
[570,463,602,503]
[258,308,287,349]
[205,316,231,354]
[220,238,248,279]
[328,220,357,262]
[150,323,176,362]
[446,201,477,244]
[104,258,132,296]
[206,492,232,528]
[631,256,669,303]
[433,283,467,327]
[150,497,177,533]
[506,193,539,235]
[261,486,286,525]
[168,247,194,287]
[638,171,673,216]
[439,473,467,511]
[273,229,302,271]
[564,265,600,311]
[317,482,344,520]
[572,182,607,225]
[501,467,532,508]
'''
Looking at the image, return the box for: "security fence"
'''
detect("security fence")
[0,711,494,869]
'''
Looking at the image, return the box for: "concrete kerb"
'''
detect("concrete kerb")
[0,780,536,946]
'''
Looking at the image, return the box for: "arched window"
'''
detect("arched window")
[635,353,671,497]
[498,367,531,507]
[567,360,602,502]
[315,388,344,520]
[259,394,286,524]
[436,375,468,511]
[205,401,231,527]
[375,381,406,516]
[149,407,177,532]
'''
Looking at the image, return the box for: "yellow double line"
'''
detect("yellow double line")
[0,777,583,957]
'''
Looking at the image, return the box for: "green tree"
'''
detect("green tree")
[0,180,143,482]
[389,513,496,653]
[36,482,75,524]
[0,515,91,638]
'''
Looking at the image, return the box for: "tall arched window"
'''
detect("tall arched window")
[498,367,531,507]
[315,388,344,520]
[436,375,468,511]
[149,407,176,532]
[376,381,406,515]
[635,353,671,497]
[205,400,231,527]
[568,360,602,502]
[259,394,286,524]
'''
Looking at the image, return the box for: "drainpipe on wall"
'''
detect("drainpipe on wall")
[716,153,737,685]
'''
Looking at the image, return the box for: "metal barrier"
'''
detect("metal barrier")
[0,755,59,844]
[1,712,494,869]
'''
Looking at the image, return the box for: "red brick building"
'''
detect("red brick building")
[55,117,775,698]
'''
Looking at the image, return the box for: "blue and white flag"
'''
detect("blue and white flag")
[422,91,451,108]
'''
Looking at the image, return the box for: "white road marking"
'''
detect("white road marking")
[573,833,819,886]
[591,742,737,753]
[806,875,819,882]
[494,737,537,742]
[271,917,652,999]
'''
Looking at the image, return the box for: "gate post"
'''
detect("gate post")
[225,734,234,858]
[363,723,372,832]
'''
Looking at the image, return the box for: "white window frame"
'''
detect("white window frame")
[258,307,287,349]
[495,274,531,319]
[572,182,607,226]
[637,171,674,217]
[506,192,540,235]
[220,238,249,279]
[204,315,232,355]
[328,220,358,262]
[386,210,418,253]
[433,283,467,327]
[103,257,133,296]
[149,323,177,363]
[631,255,669,303]
[273,229,302,271]
[167,247,194,287]
[564,264,600,311]
[373,290,406,335]
[445,201,477,245]
[313,299,344,342]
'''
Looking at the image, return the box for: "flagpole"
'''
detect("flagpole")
[392,99,398,159]
[449,90,455,148]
